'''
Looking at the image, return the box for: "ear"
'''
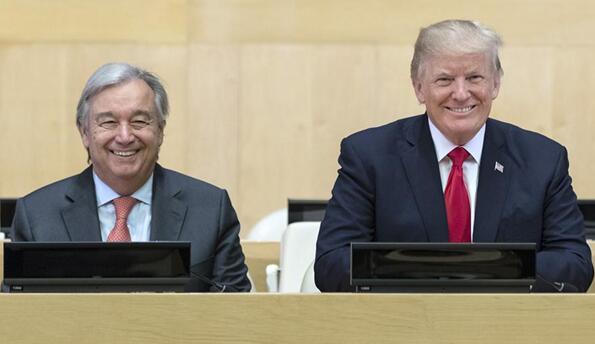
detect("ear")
[412,78,425,104]
[78,123,90,149]
[491,74,501,100]
[157,121,166,146]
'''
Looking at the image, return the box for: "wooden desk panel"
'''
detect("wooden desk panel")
[0,293,594,343]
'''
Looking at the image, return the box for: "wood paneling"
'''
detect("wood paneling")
[186,45,240,194]
[553,48,595,196]
[0,0,187,43]
[1,293,595,343]
[0,45,82,195]
[238,45,314,226]
[188,0,595,45]
[1,1,595,232]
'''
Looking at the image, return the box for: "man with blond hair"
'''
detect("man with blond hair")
[316,20,593,292]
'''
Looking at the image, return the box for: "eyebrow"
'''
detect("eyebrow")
[131,110,154,118]
[93,110,155,119]
[93,112,115,120]
[434,72,453,79]
[465,68,483,76]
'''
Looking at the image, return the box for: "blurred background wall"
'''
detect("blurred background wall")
[1,0,594,233]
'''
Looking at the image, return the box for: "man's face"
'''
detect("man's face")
[79,78,164,193]
[413,53,500,145]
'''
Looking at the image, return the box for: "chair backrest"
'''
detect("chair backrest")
[588,240,595,293]
[300,260,320,293]
[278,221,321,292]
[245,208,287,241]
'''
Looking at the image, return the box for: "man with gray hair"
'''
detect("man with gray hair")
[315,19,593,292]
[11,62,251,292]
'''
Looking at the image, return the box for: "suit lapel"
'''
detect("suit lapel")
[400,115,449,241]
[150,165,187,241]
[473,119,511,242]
[62,167,102,241]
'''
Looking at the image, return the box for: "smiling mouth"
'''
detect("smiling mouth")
[111,150,138,157]
[446,105,476,113]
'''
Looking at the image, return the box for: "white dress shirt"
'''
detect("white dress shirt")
[428,119,486,238]
[93,172,153,241]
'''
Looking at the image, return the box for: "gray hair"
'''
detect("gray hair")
[76,62,169,128]
[410,19,503,81]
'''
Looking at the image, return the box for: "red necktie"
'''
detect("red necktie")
[444,147,471,242]
[107,196,137,242]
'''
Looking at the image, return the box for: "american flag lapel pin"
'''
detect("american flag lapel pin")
[494,161,504,173]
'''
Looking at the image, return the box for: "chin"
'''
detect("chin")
[448,126,482,144]
[110,167,142,179]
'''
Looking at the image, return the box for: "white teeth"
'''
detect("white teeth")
[449,106,473,113]
[113,151,136,157]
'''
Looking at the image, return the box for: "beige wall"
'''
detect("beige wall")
[1,0,594,233]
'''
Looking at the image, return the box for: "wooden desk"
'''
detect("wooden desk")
[0,293,594,343]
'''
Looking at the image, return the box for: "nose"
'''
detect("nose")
[114,123,135,144]
[451,78,471,102]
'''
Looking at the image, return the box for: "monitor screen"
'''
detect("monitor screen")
[351,242,536,293]
[578,200,595,239]
[0,198,17,238]
[287,199,328,224]
[3,241,191,292]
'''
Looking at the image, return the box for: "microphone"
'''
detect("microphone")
[532,273,578,292]
[190,271,236,292]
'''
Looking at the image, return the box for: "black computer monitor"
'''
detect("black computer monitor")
[578,200,595,239]
[351,242,536,293]
[2,241,191,293]
[287,199,328,224]
[0,198,17,238]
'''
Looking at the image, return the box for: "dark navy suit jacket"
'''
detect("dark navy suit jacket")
[11,164,251,292]
[315,114,593,292]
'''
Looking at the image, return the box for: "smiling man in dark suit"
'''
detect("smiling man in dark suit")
[11,62,251,292]
[315,19,593,292]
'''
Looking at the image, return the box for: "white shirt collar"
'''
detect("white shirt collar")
[428,118,485,164]
[93,172,153,207]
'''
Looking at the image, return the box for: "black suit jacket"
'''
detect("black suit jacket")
[315,114,593,292]
[11,164,251,292]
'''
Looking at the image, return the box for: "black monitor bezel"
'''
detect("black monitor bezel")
[350,242,536,293]
[2,241,191,293]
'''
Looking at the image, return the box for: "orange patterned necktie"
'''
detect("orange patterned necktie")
[107,196,137,242]
[444,147,471,242]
